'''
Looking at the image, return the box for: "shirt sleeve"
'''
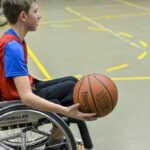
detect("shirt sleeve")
[4,40,28,78]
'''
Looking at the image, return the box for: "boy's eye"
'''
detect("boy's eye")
[34,9,38,13]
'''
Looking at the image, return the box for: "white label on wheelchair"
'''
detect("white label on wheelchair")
[0,110,44,127]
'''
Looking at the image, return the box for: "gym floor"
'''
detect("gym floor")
[1,0,150,150]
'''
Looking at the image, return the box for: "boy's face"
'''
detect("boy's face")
[24,2,41,31]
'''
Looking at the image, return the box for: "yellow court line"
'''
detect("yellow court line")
[87,27,106,31]
[39,12,150,28]
[140,41,148,48]
[70,4,123,9]
[66,7,145,53]
[27,6,149,81]
[138,51,148,60]
[130,42,141,49]
[117,0,150,12]
[66,7,119,37]
[27,46,150,81]
[39,18,87,24]
[40,12,148,25]
[111,76,150,80]
[66,6,149,71]
[106,64,128,72]
[42,76,150,81]
[27,46,52,80]
[74,74,150,81]
[74,74,83,79]
[118,32,133,38]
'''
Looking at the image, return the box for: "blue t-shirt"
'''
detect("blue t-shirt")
[4,29,28,78]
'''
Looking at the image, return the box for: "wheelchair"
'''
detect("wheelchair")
[0,100,93,150]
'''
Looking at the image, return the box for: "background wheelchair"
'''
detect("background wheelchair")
[0,100,93,150]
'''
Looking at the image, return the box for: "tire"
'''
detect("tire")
[0,103,77,150]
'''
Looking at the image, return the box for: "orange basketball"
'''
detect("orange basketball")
[73,73,118,117]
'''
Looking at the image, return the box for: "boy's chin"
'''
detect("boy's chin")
[30,28,38,32]
[28,25,38,31]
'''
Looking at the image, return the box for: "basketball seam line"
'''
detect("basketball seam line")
[84,75,93,113]
[77,77,84,105]
[88,75,102,116]
[94,74,114,111]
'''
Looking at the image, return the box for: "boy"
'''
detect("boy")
[0,0,97,149]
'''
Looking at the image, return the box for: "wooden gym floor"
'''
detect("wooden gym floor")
[0,0,150,150]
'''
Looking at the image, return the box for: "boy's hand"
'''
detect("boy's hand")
[66,103,98,121]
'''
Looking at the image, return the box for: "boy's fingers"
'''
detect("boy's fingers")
[83,113,98,121]
[68,104,98,121]
[70,103,80,110]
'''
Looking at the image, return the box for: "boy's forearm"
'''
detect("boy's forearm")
[21,92,68,116]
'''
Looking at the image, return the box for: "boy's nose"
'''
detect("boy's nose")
[38,13,42,20]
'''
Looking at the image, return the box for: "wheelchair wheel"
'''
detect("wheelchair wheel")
[0,104,77,150]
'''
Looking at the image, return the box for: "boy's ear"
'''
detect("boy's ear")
[19,11,27,22]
